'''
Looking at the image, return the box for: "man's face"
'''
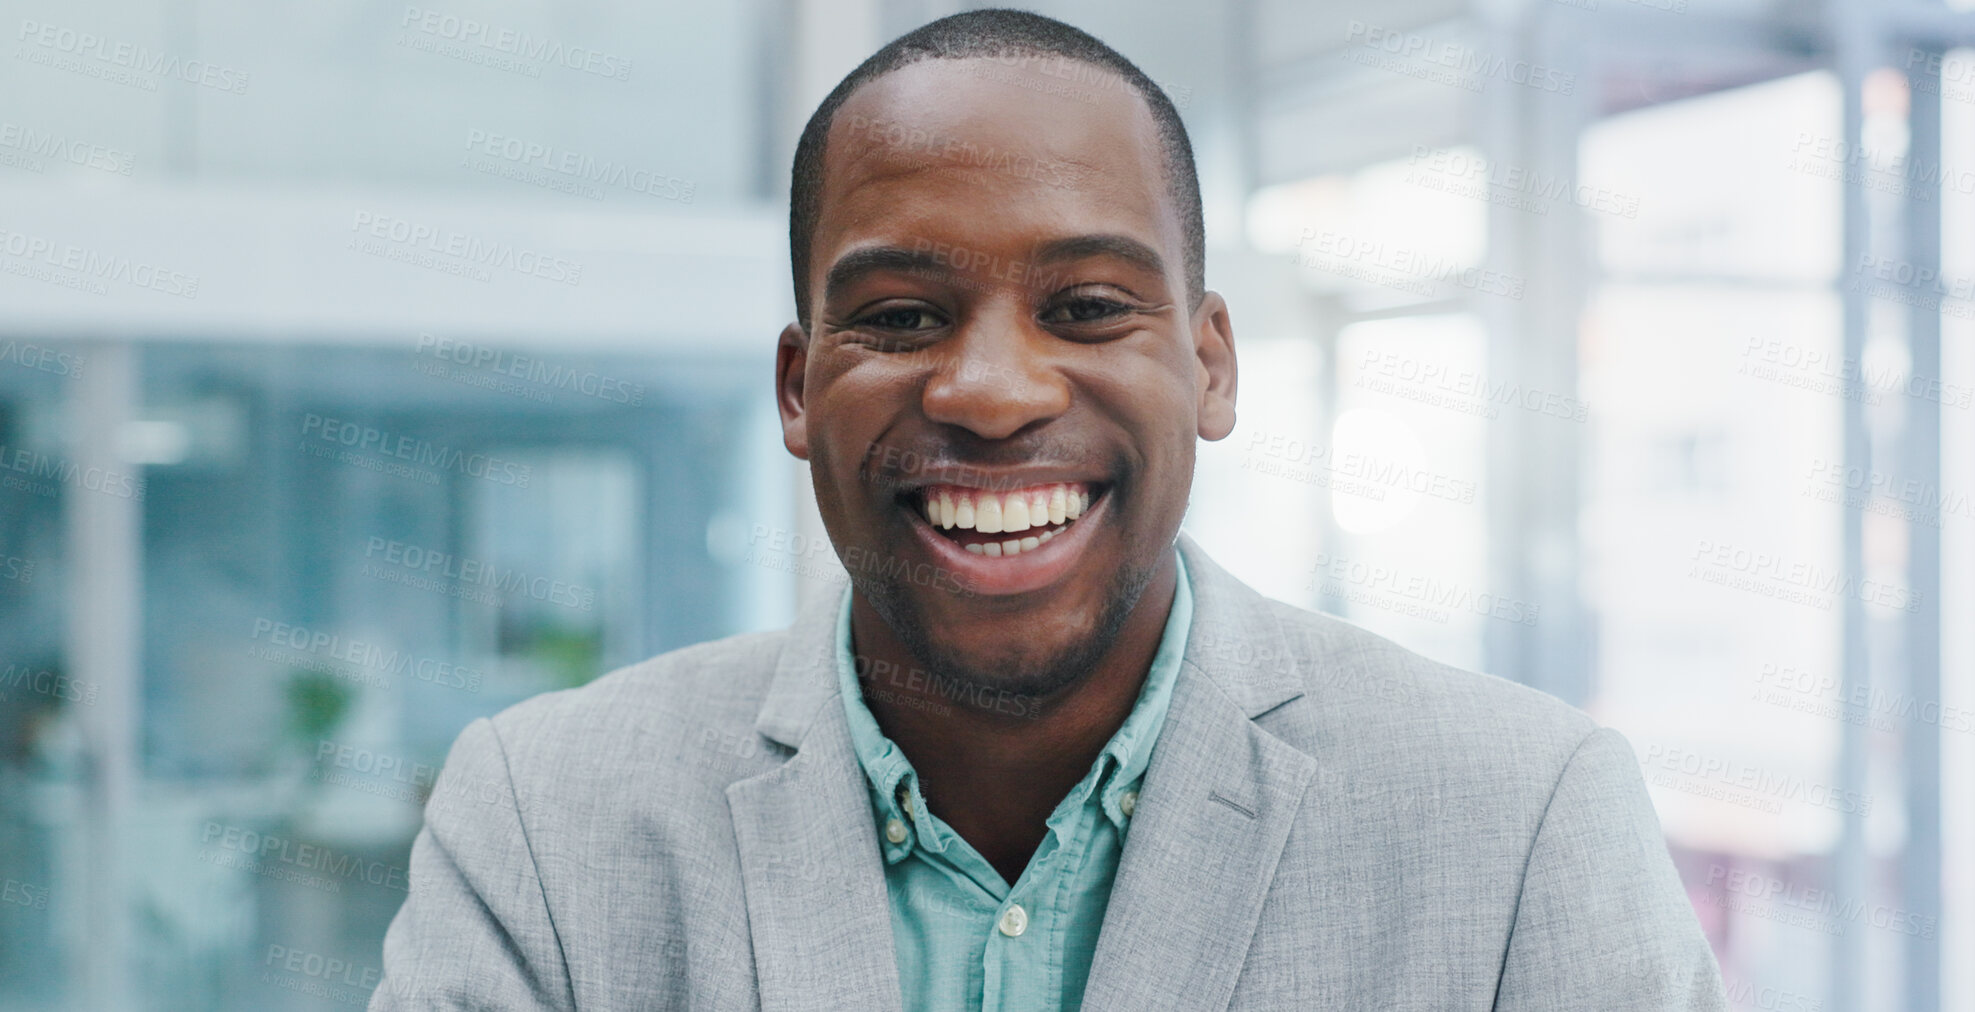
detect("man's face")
[778,56,1235,698]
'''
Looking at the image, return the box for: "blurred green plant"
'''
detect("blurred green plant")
[282,670,352,750]
[500,619,603,691]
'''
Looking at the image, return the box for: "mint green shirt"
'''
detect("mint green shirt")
[835,552,1193,1011]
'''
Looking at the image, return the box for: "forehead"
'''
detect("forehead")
[814,56,1180,281]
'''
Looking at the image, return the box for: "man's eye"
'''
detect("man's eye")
[1041,297,1129,325]
[858,307,944,331]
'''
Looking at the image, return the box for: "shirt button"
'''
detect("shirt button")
[997,904,1028,937]
[1120,790,1139,818]
[884,818,909,844]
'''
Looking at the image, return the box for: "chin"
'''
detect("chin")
[853,536,1162,702]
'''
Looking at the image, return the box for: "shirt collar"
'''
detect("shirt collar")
[835,549,1194,862]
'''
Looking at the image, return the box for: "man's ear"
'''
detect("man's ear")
[1192,292,1236,441]
[776,322,811,460]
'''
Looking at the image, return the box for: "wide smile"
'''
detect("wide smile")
[900,480,1109,596]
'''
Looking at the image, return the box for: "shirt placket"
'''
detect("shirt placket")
[981,765,1114,1011]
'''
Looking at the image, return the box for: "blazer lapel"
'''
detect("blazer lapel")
[1081,537,1319,1011]
[726,585,903,1012]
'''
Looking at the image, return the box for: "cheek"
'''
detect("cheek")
[809,365,899,468]
[1085,359,1196,451]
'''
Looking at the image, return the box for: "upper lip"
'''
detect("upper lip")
[879,464,1107,496]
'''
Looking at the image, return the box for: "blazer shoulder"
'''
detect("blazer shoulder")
[1258,598,1598,781]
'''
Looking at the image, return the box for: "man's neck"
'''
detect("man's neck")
[848,552,1179,884]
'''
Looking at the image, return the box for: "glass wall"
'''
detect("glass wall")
[0,342,785,1009]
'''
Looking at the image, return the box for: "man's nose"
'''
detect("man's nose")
[920,312,1070,440]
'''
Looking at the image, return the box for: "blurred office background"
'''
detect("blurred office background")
[0,0,1969,1008]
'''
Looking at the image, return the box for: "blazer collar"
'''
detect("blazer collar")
[727,693,904,1012]
[752,574,846,749]
[1170,533,1307,719]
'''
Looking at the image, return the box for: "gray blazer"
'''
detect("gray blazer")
[372,536,1726,1011]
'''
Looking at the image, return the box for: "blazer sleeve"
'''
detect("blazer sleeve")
[370,718,576,1012]
[1492,727,1727,1012]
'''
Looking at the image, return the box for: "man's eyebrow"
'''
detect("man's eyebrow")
[819,234,1168,304]
[823,246,944,304]
[1030,234,1166,278]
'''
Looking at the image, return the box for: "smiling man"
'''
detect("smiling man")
[374,10,1725,1012]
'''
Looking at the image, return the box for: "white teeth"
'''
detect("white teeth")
[976,495,1003,534]
[1002,494,1031,533]
[924,483,1098,554]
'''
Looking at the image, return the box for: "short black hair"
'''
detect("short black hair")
[787,8,1203,329]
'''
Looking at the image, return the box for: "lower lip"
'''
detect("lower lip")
[906,492,1108,597]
